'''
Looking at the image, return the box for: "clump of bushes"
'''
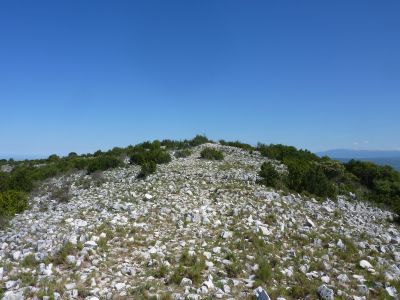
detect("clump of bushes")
[174,149,192,158]
[0,190,28,228]
[137,161,157,179]
[200,148,224,161]
[87,156,121,174]
[170,250,205,285]
[345,160,400,215]
[259,162,283,189]
[0,190,29,216]
[130,149,171,165]
[129,143,172,179]
[219,140,254,151]
[257,143,400,207]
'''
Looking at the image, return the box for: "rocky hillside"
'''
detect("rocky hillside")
[1,144,400,300]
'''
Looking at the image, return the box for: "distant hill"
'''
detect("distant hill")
[316,149,400,171]
[0,154,47,161]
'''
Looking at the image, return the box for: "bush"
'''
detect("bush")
[130,149,171,165]
[189,135,211,147]
[259,162,282,188]
[0,190,29,218]
[258,143,319,162]
[7,168,34,192]
[219,140,254,151]
[87,156,121,174]
[174,149,192,158]
[200,148,224,161]
[255,258,272,283]
[137,161,157,179]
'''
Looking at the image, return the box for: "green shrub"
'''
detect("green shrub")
[219,140,254,151]
[137,161,157,179]
[67,152,78,158]
[7,168,34,192]
[0,190,29,217]
[130,149,171,165]
[87,156,121,174]
[174,149,192,158]
[258,143,319,162]
[259,162,282,188]
[52,241,75,265]
[200,148,224,161]
[189,135,211,147]
[255,258,272,283]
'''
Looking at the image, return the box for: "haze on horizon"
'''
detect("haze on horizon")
[0,0,399,157]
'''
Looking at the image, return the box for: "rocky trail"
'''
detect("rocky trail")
[1,144,400,299]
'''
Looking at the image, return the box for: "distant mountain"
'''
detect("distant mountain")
[316,149,400,171]
[0,154,47,161]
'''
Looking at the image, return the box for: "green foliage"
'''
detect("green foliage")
[20,254,39,268]
[255,258,272,283]
[170,251,205,285]
[219,140,254,151]
[200,148,224,161]
[52,241,75,265]
[7,168,34,192]
[137,161,157,178]
[189,135,211,147]
[47,154,60,162]
[68,152,78,158]
[345,159,400,215]
[258,162,282,188]
[129,144,171,179]
[0,190,29,217]
[174,149,192,158]
[87,155,121,174]
[130,149,171,165]
[258,143,319,162]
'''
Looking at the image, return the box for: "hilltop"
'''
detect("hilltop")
[1,138,400,299]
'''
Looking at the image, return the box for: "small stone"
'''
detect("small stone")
[75,219,88,227]
[12,251,21,261]
[317,284,334,300]
[305,217,315,227]
[221,230,233,239]
[253,286,271,300]
[84,241,97,248]
[65,283,76,290]
[359,260,373,270]
[66,255,76,265]
[386,286,397,297]
[357,284,369,295]
[180,277,192,286]
[5,280,18,290]
[259,226,271,236]
[321,275,330,283]
[337,274,349,283]
[144,193,153,201]
[115,282,126,291]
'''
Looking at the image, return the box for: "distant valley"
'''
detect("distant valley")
[317,149,400,171]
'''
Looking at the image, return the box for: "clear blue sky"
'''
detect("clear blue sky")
[1,0,399,157]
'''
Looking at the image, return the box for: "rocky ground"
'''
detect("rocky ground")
[1,144,400,300]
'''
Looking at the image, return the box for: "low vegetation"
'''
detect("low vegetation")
[258,144,400,219]
[174,149,192,158]
[200,148,224,161]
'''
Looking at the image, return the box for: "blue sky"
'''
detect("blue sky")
[0,0,399,157]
